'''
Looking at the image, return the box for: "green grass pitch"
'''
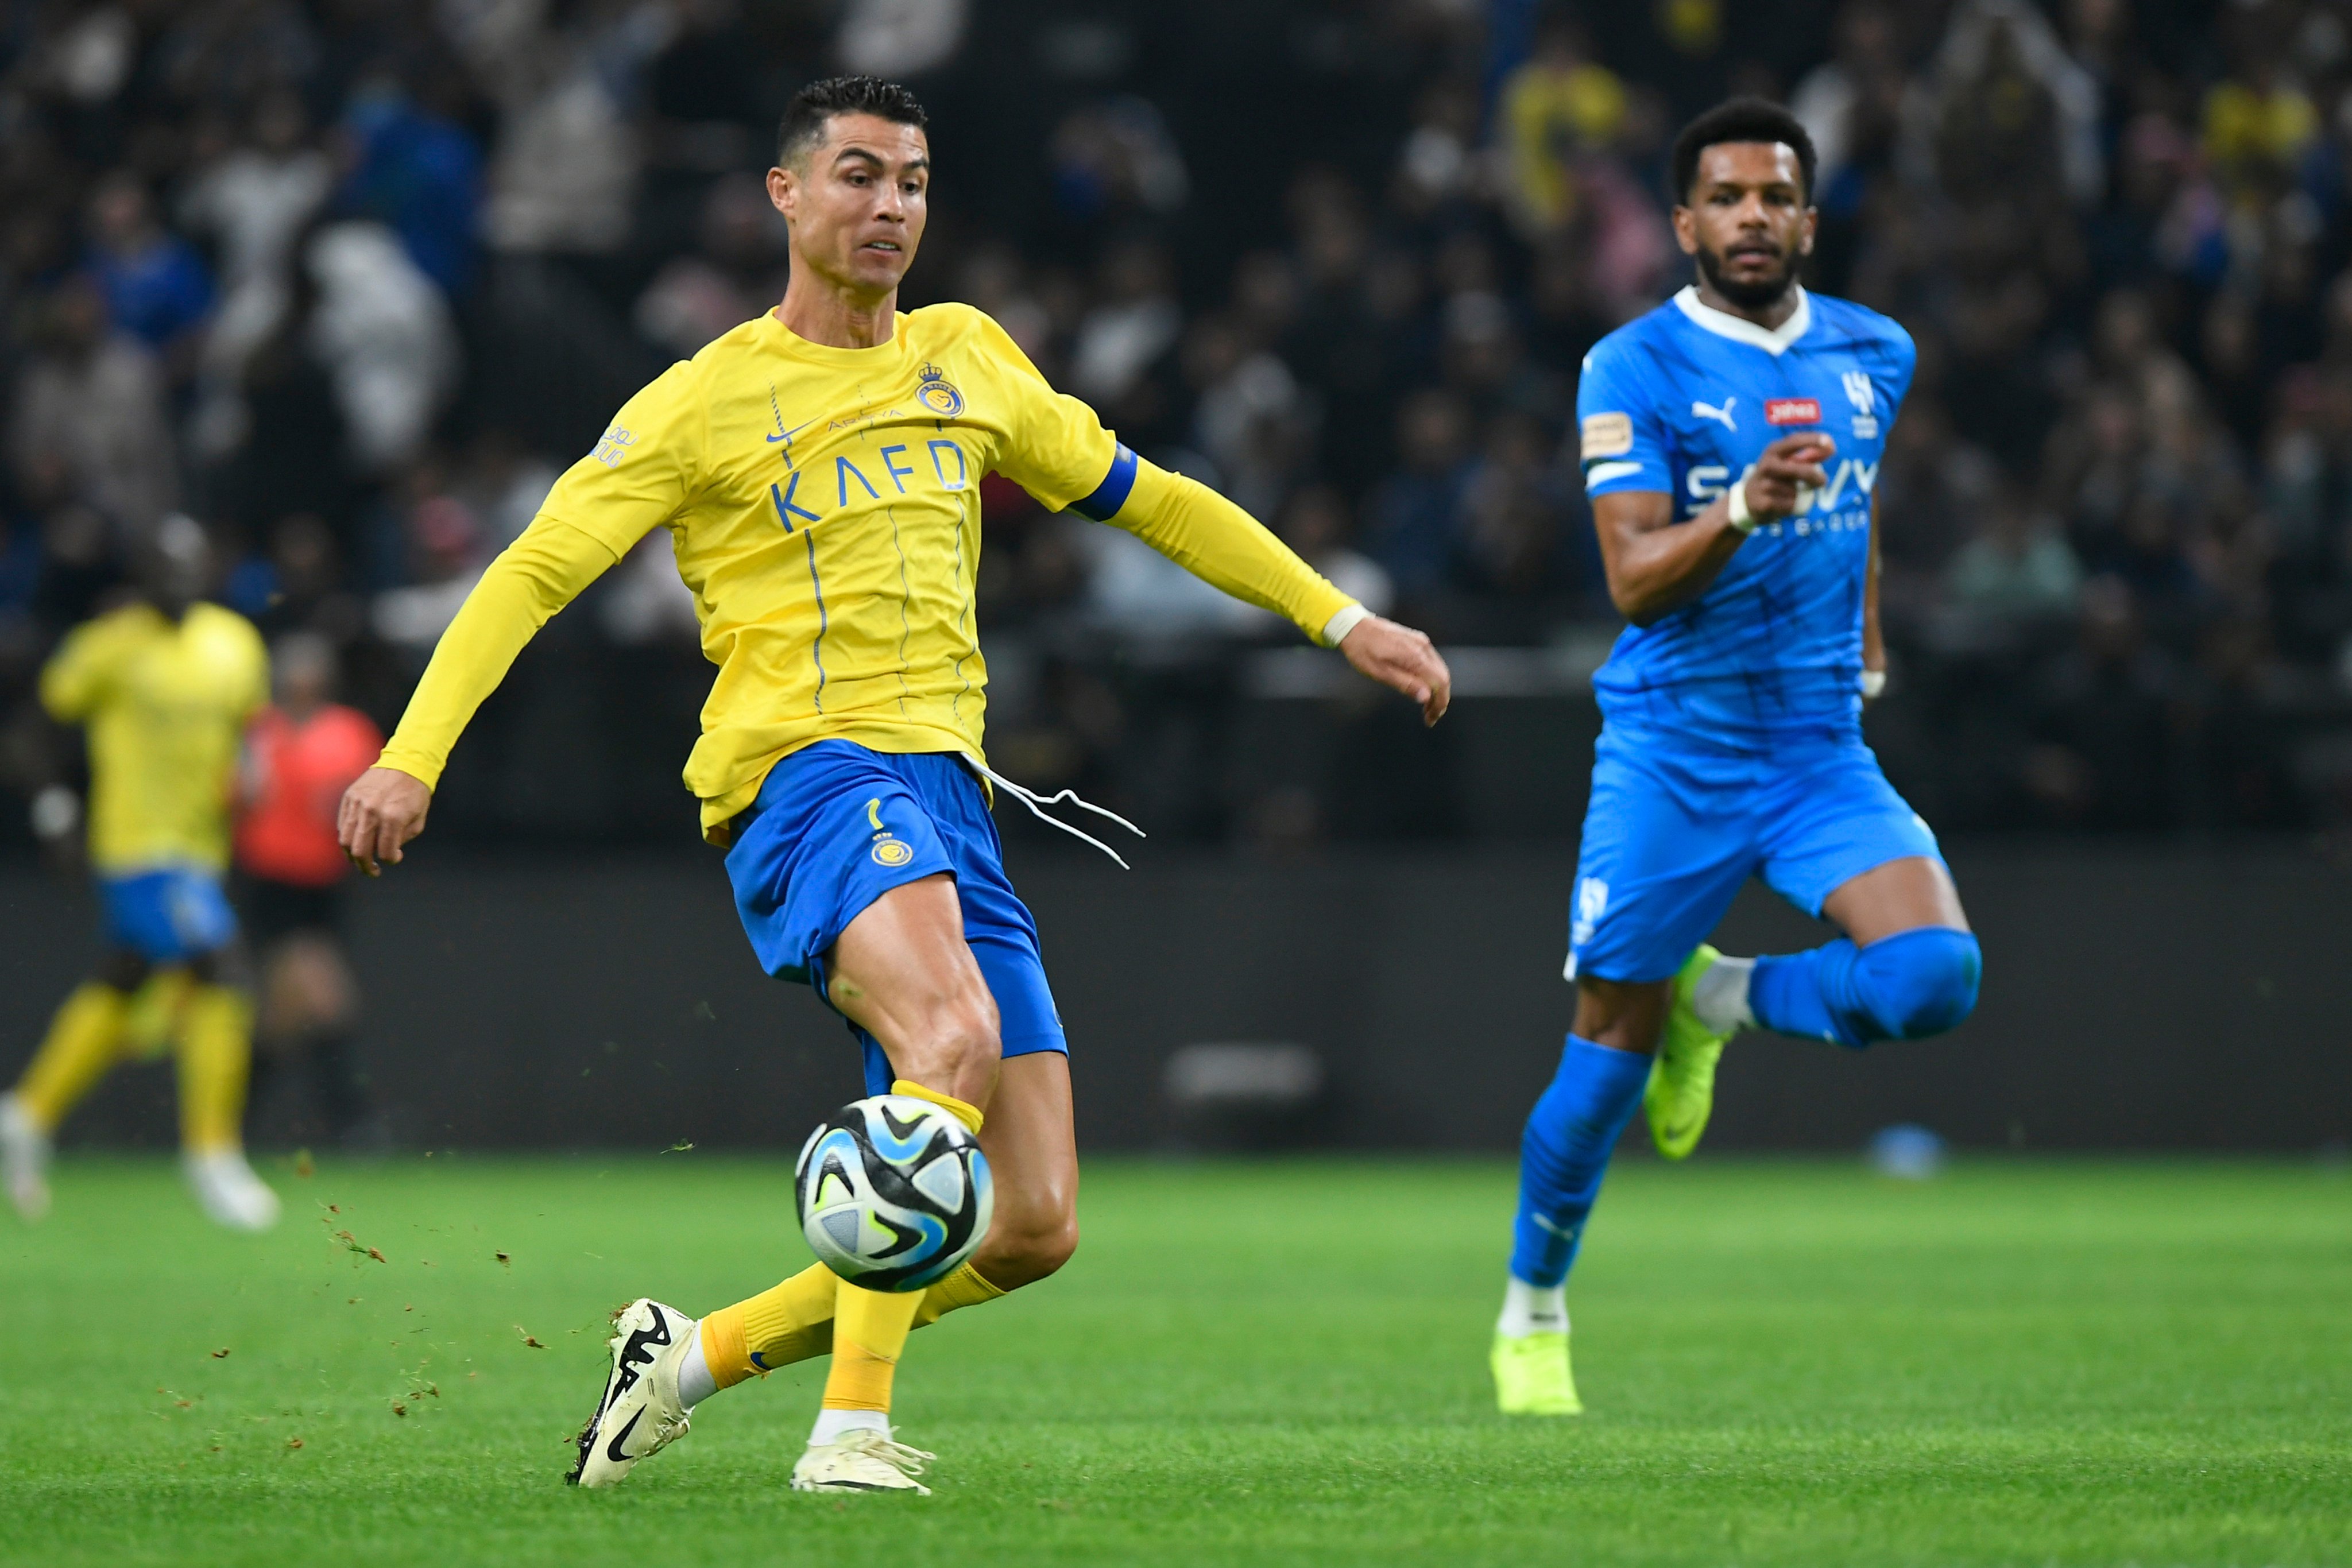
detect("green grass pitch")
[2,1155,2347,1566]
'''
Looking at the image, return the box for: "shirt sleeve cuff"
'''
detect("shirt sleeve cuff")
[1320,602,1370,648]
[369,749,443,792]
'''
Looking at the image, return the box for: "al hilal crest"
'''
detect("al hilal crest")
[916,362,964,417]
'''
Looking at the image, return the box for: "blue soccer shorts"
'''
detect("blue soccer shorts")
[98,865,240,965]
[724,741,1067,1096]
[1565,721,1946,985]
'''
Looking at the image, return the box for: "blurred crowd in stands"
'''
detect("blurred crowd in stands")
[4,0,2352,845]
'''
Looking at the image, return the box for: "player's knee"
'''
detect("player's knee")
[1570,975,1669,1054]
[1855,927,1980,1042]
[985,1211,1078,1289]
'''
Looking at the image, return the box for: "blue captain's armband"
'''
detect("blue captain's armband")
[1068,443,1139,522]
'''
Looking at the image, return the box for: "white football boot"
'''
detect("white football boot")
[183,1148,281,1232]
[568,1298,698,1488]
[791,1430,935,1495]
[1,1095,52,1222]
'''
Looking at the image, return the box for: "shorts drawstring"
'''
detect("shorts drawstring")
[960,755,1145,870]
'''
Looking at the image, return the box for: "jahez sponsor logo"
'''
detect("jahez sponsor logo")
[1765,398,1822,425]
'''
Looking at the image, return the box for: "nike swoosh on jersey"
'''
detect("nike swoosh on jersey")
[767,419,815,444]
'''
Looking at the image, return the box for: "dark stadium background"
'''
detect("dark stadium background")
[0,0,2346,1153]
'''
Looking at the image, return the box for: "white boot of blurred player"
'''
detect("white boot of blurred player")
[1,1094,52,1222]
[183,1148,280,1231]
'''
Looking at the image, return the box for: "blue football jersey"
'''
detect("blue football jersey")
[1576,286,1915,738]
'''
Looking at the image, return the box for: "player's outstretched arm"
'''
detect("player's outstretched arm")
[1596,432,1833,625]
[1101,459,1450,723]
[1338,615,1451,726]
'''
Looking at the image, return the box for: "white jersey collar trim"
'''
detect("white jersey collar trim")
[1672,285,1812,357]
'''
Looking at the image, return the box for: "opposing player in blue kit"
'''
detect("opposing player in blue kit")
[1491,99,1983,1415]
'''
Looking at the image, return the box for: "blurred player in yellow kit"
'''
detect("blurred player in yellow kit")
[1,518,280,1230]
[336,76,1452,1493]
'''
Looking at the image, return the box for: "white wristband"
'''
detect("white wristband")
[1321,602,1371,647]
[1859,668,1887,699]
[1726,467,1759,533]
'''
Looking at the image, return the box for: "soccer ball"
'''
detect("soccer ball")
[795,1095,993,1292]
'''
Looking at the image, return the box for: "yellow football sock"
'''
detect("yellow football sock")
[13,982,131,1131]
[176,985,254,1154]
[701,1259,1011,1389]
[822,1279,921,1412]
[912,1260,1007,1327]
[891,1078,982,1133]
[701,1263,838,1389]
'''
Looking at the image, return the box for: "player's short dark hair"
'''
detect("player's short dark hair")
[777,75,929,169]
[1670,98,1816,206]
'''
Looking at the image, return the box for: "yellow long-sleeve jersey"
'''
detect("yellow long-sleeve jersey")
[41,602,269,873]
[374,304,1359,843]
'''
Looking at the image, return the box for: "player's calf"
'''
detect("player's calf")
[1745,926,1982,1048]
[1858,927,1981,1039]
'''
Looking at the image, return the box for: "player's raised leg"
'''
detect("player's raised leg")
[1699,857,1979,1050]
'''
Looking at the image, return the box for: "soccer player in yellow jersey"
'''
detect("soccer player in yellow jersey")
[0,519,280,1230]
[336,75,1451,1495]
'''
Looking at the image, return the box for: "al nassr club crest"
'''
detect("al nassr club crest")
[916,362,964,417]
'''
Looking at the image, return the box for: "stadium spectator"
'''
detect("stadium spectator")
[1944,483,2086,634]
[84,172,213,363]
[332,75,483,299]
[7,276,179,534]
[1364,389,1476,604]
[1497,18,1629,234]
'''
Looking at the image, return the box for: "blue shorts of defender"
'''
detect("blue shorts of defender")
[98,866,239,965]
[1566,721,1945,984]
[725,741,1066,1097]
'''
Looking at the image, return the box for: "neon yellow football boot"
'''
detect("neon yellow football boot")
[1491,1329,1582,1415]
[1645,944,1735,1160]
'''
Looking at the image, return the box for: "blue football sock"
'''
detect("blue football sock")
[1749,926,1982,1049]
[1507,1035,1651,1288]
